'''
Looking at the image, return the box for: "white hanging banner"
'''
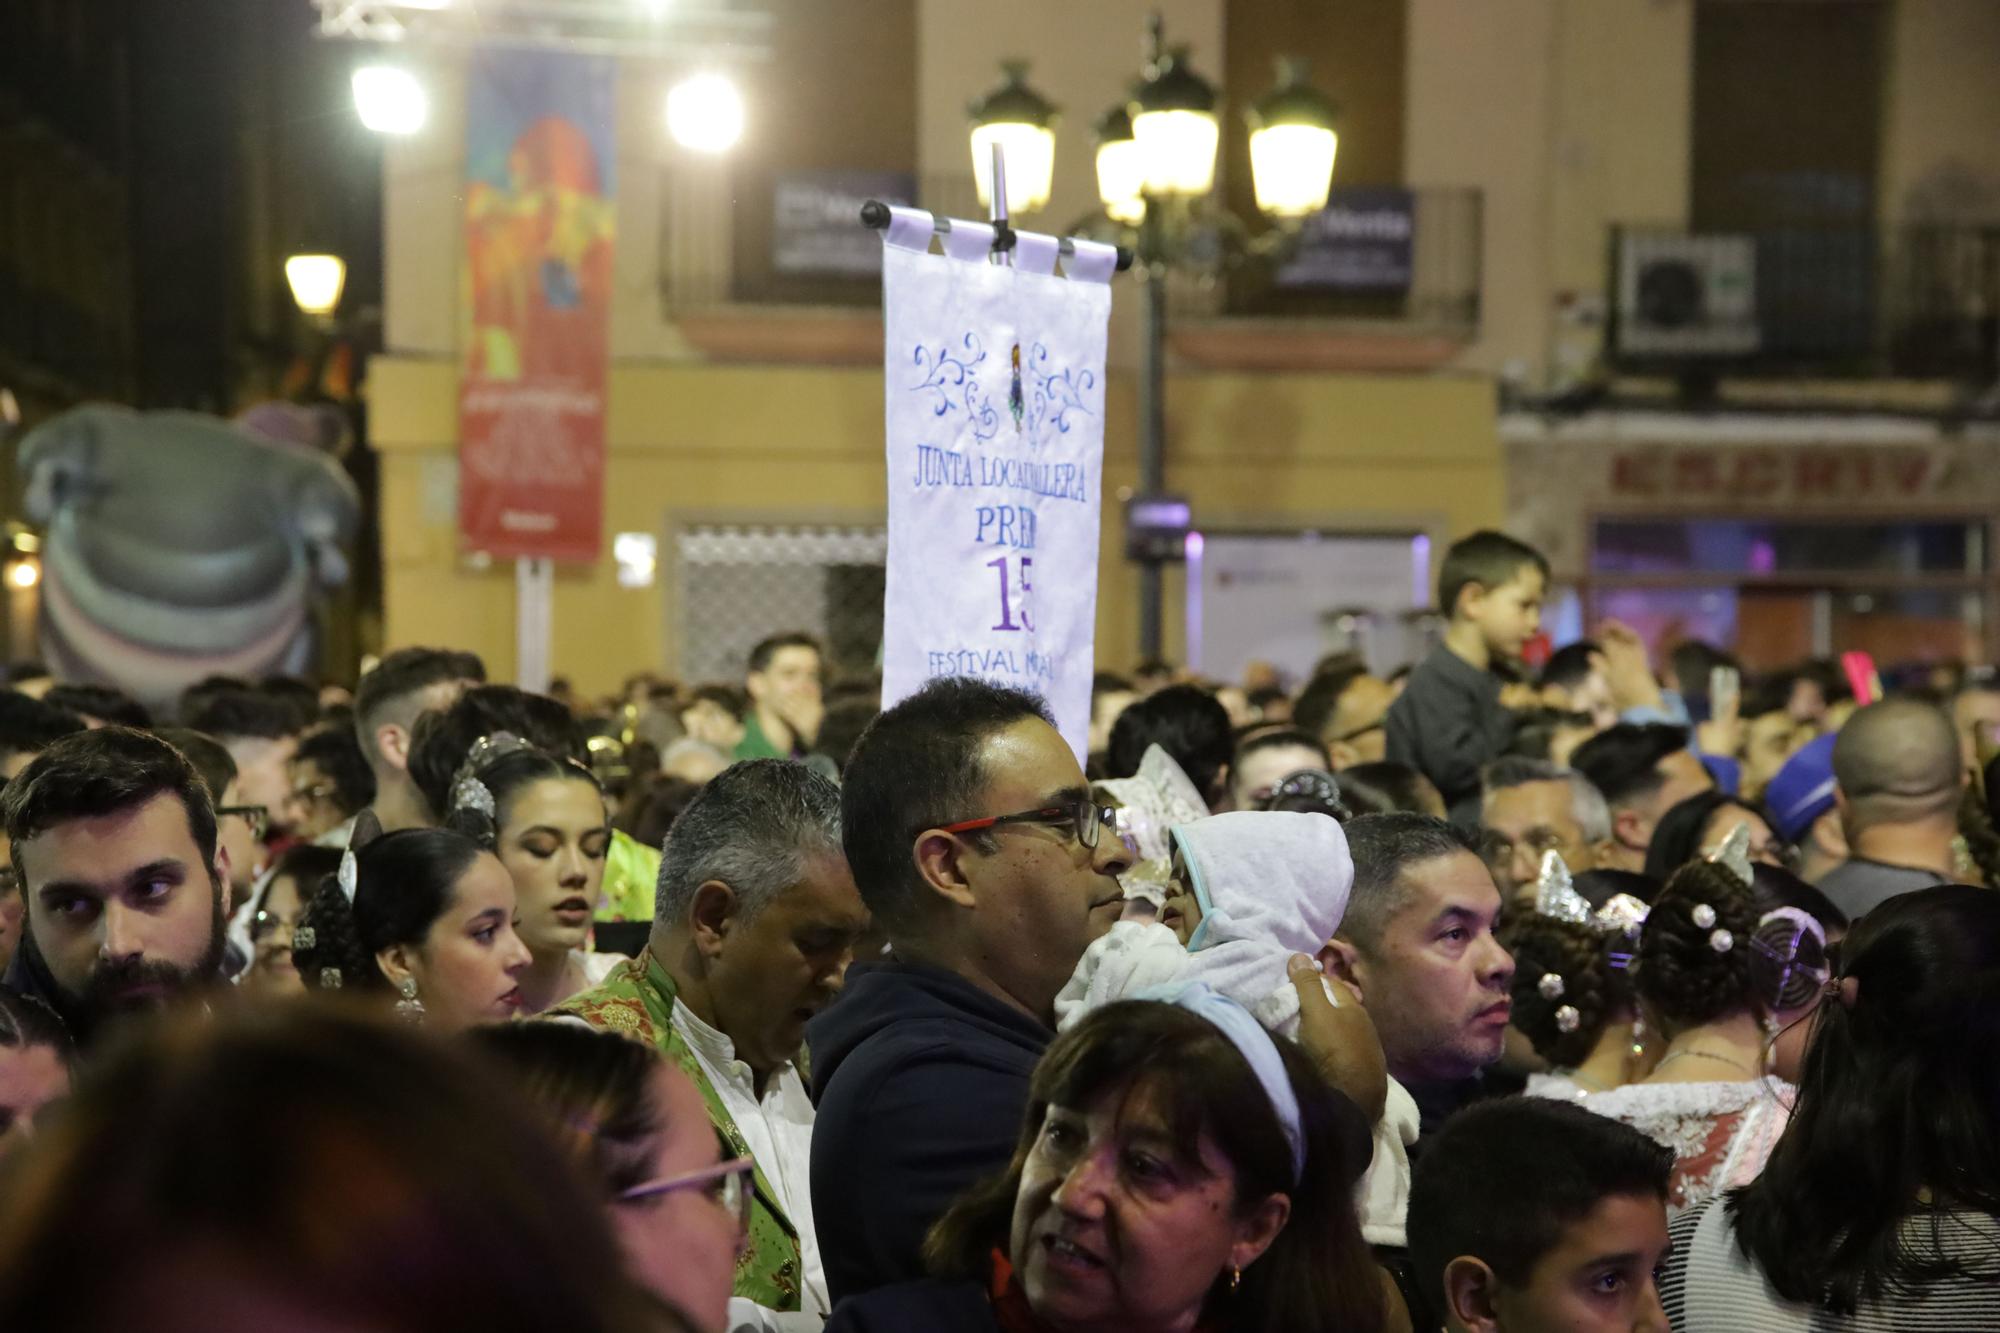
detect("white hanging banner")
[879,220,1113,760]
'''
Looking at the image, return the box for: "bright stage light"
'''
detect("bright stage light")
[353,65,429,136]
[666,73,744,154]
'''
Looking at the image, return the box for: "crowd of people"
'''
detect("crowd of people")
[0,526,1998,1331]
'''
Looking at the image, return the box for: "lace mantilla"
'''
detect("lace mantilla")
[1585,1077,1795,1215]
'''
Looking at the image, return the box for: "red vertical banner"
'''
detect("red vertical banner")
[458,51,616,562]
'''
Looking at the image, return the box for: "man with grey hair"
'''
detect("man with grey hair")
[554,759,868,1322]
[1478,756,1613,902]
[1821,697,1965,920]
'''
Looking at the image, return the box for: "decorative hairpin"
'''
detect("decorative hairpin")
[337,845,358,903]
[292,926,316,952]
[319,967,343,989]
[1535,852,1652,948]
[1538,972,1565,1000]
[448,731,533,819]
[1688,901,1733,953]
[1706,822,1755,888]
[1554,1005,1581,1034]
[1752,906,1830,999]
[1534,852,1592,925]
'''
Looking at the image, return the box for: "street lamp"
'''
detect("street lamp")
[285,253,348,320]
[968,61,1057,216]
[1128,44,1219,198]
[1094,107,1146,225]
[1247,58,1339,219]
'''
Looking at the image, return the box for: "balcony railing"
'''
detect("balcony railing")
[660,163,1481,340]
[1607,224,2000,380]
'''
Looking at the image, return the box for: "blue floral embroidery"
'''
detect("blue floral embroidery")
[910,334,999,441]
[1023,342,1096,445]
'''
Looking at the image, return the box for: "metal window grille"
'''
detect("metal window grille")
[674,524,885,685]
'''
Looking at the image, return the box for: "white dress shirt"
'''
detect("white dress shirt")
[669,1002,829,1318]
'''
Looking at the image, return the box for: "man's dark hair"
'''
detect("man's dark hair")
[1570,723,1690,810]
[0,984,73,1064]
[153,729,238,806]
[2,727,219,874]
[1233,728,1332,776]
[1293,666,1370,742]
[1340,812,1477,950]
[182,689,300,744]
[353,648,488,766]
[747,632,821,677]
[1105,684,1234,800]
[841,677,1054,931]
[175,675,251,727]
[1503,707,1595,762]
[1437,530,1550,618]
[258,677,323,733]
[1408,1098,1670,1302]
[293,726,377,818]
[1246,684,1290,716]
[1670,641,1736,698]
[1539,641,1601,693]
[684,683,746,720]
[407,686,586,824]
[1091,671,1133,698]
[42,685,152,730]
[0,693,87,768]
[1333,763,1442,820]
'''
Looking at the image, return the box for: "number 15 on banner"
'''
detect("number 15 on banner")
[989,555,1033,633]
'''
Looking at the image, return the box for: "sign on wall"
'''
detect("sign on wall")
[878,208,1117,759]
[774,170,916,277]
[458,50,616,562]
[1276,187,1416,292]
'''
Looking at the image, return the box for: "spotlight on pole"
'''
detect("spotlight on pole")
[665,72,744,153]
[352,65,429,135]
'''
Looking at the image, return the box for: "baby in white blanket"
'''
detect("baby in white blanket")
[1054,809,1351,1038]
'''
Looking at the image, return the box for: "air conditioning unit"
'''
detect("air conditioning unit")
[1614,233,1760,358]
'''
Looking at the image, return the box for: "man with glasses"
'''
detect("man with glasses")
[282,726,375,846]
[809,676,1135,1302]
[554,759,868,1321]
[1478,757,1614,903]
[157,728,265,904]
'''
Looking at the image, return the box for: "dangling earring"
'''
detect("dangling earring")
[1228,1266,1242,1293]
[1629,1015,1647,1063]
[394,977,426,1025]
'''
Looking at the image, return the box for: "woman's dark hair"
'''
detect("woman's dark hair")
[1642,792,1770,882]
[1635,858,1762,1029]
[1333,761,1437,818]
[471,1023,666,1197]
[1727,886,2000,1312]
[923,1000,1383,1333]
[1573,868,1662,909]
[1639,856,1836,1031]
[1504,915,1634,1068]
[407,685,587,822]
[293,828,486,993]
[437,744,601,853]
[260,844,344,912]
[0,1007,665,1332]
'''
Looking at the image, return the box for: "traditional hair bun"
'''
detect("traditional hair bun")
[1636,858,1758,1026]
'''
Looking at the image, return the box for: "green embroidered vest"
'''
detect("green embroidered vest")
[551,951,804,1312]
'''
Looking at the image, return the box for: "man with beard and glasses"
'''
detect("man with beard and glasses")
[0,728,231,1052]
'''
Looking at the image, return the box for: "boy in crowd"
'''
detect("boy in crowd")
[1387,531,1549,824]
[1408,1098,1673,1333]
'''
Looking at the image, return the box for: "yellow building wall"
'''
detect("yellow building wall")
[370,357,1501,693]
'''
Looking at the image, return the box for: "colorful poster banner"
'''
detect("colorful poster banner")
[458,51,616,562]
[879,209,1116,759]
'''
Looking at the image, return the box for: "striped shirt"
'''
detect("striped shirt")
[1662,1196,2000,1331]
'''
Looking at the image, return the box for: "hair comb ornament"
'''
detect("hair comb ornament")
[1752,905,1831,1004]
[449,731,532,819]
[1534,852,1592,925]
[319,967,343,989]
[1554,1005,1581,1034]
[1535,852,1652,961]
[291,926,316,952]
[1538,972,1566,1001]
[1706,822,1755,888]
[336,845,358,904]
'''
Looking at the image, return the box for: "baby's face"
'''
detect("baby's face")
[1158,850,1203,947]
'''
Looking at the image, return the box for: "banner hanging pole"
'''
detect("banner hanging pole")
[516,556,553,694]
